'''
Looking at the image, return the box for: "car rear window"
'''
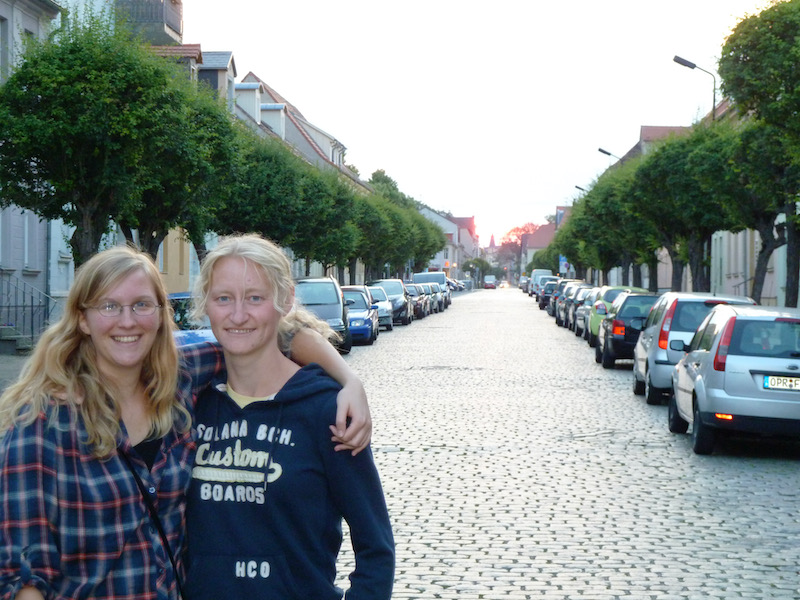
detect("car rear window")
[729,318,800,358]
[672,301,718,332]
[603,289,625,304]
[617,296,657,319]
[369,287,388,301]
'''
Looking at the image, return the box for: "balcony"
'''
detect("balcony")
[117,0,182,44]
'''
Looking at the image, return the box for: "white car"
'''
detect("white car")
[668,304,800,455]
[368,285,394,331]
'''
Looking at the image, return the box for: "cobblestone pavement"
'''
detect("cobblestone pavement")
[336,288,800,599]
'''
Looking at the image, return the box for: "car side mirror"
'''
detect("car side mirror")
[345,298,355,306]
[669,339,688,352]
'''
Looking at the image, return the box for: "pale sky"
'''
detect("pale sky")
[182,0,773,246]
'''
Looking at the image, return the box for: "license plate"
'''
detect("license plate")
[763,375,800,391]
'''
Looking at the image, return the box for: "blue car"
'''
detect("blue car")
[168,292,217,346]
[342,288,379,345]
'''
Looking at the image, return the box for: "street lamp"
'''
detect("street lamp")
[575,185,587,192]
[598,148,621,160]
[673,55,716,121]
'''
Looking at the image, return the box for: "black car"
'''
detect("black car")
[596,292,659,369]
[294,277,352,353]
[539,281,557,311]
[366,278,413,325]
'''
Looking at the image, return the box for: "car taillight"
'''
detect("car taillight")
[612,319,625,336]
[713,316,737,371]
[658,299,678,349]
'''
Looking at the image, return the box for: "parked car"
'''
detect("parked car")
[168,292,216,346]
[341,287,379,345]
[519,276,529,293]
[556,281,586,328]
[568,285,596,333]
[574,287,601,338]
[484,275,497,289]
[419,283,439,313]
[539,281,557,311]
[404,283,430,319]
[531,275,558,299]
[294,277,352,353]
[586,285,649,348]
[668,304,800,454]
[633,292,756,405]
[367,278,413,325]
[429,282,446,312]
[528,269,554,298]
[367,285,394,331]
[549,278,579,321]
[595,292,659,369]
[412,271,451,307]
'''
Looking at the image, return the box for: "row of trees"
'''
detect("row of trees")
[0,8,446,278]
[530,0,800,307]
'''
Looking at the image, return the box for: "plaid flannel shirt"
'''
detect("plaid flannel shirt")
[0,342,224,600]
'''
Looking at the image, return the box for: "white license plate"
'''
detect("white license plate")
[763,375,800,391]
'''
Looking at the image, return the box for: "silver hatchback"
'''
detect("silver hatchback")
[632,292,755,405]
[668,304,800,454]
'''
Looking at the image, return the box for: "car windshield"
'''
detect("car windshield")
[406,286,419,296]
[368,287,388,301]
[730,318,800,358]
[543,283,556,292]
[295,282,338,305]
[343,291,368,309]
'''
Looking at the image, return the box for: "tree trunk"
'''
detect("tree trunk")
[632,264,643,288]
[750,221,785,304]
[348,258,358,284]
[785,201,799,308]
[687,234,710,293]
[666,247,685,291]
[647,254,660,292]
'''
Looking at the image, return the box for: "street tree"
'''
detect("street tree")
[0,9,215,264]
[720,0,800,305]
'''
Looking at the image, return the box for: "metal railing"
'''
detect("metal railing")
[0,272,56,352]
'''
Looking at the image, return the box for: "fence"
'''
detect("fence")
[0,272,56,352]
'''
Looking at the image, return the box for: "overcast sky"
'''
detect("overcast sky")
[182,0,772,246]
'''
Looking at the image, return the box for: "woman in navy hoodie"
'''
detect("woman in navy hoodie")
[184,234,394,600]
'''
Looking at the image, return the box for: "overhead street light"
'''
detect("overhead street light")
[673,54,717,121]
[575,185,587,192]
[598,148,621,160]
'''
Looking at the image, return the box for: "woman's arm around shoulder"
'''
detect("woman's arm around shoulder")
[290,328,372,455]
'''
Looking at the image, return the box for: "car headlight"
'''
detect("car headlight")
[350,319,365,327]
[326,318,344,328]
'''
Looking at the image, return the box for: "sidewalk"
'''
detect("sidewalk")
[0,353,29,392]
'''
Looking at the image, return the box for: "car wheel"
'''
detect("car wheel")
[645,372,663,405]
[594,340,602,364]
[583,325,590,341]
[588,332,597,348]
[339,330,352,354]
[386,323,393,331]
[632,372,645,396]
[668,392,689,434]
[601,345,615,369]
[691,403,715,455]
[574,323,583,337]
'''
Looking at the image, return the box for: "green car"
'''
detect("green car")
[586,285,649,347]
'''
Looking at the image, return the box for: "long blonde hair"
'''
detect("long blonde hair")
[0,245,187,458]
[192,234,337,353]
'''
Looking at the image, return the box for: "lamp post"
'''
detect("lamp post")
[598,148,621,160]
[575,185,587,193]
[673,55,716,121]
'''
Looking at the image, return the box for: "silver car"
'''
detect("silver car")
[668,304,800,455]
[632,292,755,405]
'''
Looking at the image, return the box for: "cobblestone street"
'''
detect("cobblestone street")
[338,288,800,599]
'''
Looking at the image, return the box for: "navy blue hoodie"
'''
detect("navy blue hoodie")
[184,363,394,600]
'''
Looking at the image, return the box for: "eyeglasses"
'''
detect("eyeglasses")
[89,301,162,317]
